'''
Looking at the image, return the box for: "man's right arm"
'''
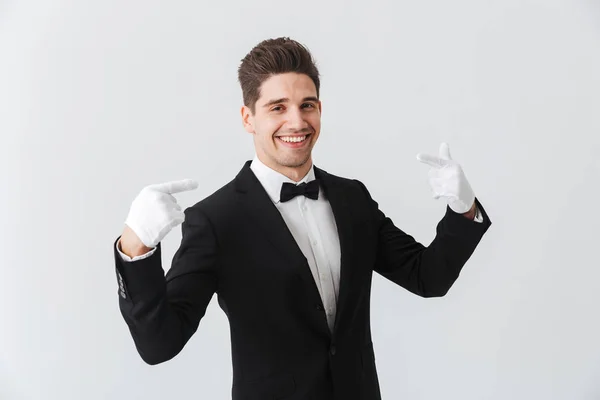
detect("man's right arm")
[114,206,219,365]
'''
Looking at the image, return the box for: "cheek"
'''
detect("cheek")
[263,120,284,139]
[308,110,321,124]
[310,116,321,132]
[255,120,275,139]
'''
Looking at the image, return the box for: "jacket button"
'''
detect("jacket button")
[316,304,324,311]
[329,345,336,355]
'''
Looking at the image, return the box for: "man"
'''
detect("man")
[114,37,492,400]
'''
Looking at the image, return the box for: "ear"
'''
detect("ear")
[241,105,255,134]
[318,100,322,115]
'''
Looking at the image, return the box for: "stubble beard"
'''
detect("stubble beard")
[277,151,312,168]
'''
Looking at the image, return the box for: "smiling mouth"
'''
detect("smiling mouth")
[276,134,311,144]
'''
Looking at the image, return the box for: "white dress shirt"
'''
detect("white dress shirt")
[249,155,342,333]
[116,156,483,333]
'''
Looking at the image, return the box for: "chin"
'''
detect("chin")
[281,154,311,168]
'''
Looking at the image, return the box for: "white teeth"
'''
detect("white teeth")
[280,135,307,143]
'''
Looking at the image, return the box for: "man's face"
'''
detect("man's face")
[242,72,321,175]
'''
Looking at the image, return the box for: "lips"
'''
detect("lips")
[275,134,311,148]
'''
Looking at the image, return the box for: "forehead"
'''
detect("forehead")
[258,73,317,102]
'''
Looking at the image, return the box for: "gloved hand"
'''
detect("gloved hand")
[124,179,199,248]
[416,142,475,214]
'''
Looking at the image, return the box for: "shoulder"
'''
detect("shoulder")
[315,166,372,199]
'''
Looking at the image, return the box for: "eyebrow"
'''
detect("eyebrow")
[262,96,319,108]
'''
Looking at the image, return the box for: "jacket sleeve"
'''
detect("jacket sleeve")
[114,205,219,364]
[355,179,492,297]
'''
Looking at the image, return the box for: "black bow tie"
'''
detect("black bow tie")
[280,179,320,202]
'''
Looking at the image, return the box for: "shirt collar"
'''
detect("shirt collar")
[250,154,316,204]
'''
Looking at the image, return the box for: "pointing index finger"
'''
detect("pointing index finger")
[147,179,199,194]
[416,153,444,168]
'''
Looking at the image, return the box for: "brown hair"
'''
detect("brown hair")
[237,37,320,114]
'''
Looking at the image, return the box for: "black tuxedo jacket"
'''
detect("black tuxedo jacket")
[114,160,492,400]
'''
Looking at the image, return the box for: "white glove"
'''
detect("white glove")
[416,142,475,214]
[124,179,199,248]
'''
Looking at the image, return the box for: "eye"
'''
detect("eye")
[302,103,315,109]
[271,106,283,112]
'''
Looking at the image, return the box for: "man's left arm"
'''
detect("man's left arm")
[359,142,492,297]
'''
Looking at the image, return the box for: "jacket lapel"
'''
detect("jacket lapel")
[314,166,356,336]
[234,160,357,337]
[234,161,323,308]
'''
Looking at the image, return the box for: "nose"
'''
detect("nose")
[287,107,309,131]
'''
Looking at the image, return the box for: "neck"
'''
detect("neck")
[257,154,313,182]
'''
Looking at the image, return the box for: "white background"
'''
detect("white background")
[1,0,599,399]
